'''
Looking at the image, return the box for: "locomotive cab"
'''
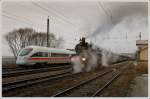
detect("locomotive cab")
[16,47,33,65]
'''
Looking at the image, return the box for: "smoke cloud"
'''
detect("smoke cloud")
[71,49,98,73]
[71,2,147,73]
[101,49,111,67]
[101,49,119,67]
[84,2,147,39]
[71,46,121,73]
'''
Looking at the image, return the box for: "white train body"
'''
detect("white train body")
[16,46,76,66]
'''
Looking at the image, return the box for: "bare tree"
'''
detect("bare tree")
[54,37,64,48]
[5,28,35,58]
[5,28,63,58]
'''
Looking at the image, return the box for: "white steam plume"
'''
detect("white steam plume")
[85,2,147,39]
[71,50,98,73]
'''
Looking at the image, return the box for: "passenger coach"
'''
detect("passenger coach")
[16,46,76,66]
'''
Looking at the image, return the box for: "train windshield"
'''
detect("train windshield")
[19,48,33,56]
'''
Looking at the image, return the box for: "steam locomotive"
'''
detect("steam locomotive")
[71,37,101,72]
[72,37,129,70]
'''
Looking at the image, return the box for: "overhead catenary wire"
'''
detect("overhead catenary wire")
[97,2,124,40]
[100,2,113,21]
[41,2,74,24]
[15,2,79,43]
[97,1,115,35]
[3,11,36,26]
[11,2,49,32]
[98,2,112,22]
[3,14,34,27]
[3,12,39,31]
[31,1,76,27]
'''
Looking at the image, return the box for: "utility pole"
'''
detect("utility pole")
[47,16,49,47]
[139,32,141,40]
[126,32,127,40]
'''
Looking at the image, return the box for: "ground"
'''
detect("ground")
[129,74,148,97]
[128,61,148,97]
[100,61,148,97]
[2,61,148,97]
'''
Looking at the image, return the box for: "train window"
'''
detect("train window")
[51,53,69,57]
[31,52,41,57]
[70,54,76,57]
[42,52,48,57]
[19,48,33,56]
[31,52,48,57]
[61,54,69,57]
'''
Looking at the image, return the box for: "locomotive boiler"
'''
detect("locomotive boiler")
[72,37,129,71]
[71,37,100,72]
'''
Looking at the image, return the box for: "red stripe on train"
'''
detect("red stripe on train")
[29,57,70,60]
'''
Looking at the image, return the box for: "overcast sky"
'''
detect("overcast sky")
[1,0,148,56]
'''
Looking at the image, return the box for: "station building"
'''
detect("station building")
[136,40,148,61]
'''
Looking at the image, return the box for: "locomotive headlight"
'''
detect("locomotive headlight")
[82,57,86,61]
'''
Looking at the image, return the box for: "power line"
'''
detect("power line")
[3,14,42,33]
[101,2,113,21]
[41,2,73,23]
[98,2,112,22]
[3,11,35,25]
[31,1,76,27]
[15,2,48,17]
[3,14,33,26]
[3,11,39,30]
[12,2,48,32]
[97,2,122,35]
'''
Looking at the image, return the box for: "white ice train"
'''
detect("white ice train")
[16,46,76,66]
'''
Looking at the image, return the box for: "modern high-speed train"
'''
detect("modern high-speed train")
[16,46,76,66]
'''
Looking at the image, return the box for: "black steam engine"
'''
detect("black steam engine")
[73,37,129,68]
[74,37,101,70]
[75,37,91,54]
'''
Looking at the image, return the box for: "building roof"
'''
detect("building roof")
[136,40,148,45]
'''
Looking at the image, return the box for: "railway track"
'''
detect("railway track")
[52,70,113,97]
[3,61,129,96]
[2,66,73,93]
[52,62,130,97]
[3,65,71,78]
[2,67,25,74]
[92,66,127,96]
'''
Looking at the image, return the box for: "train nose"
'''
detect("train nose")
[16,57,26,65]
